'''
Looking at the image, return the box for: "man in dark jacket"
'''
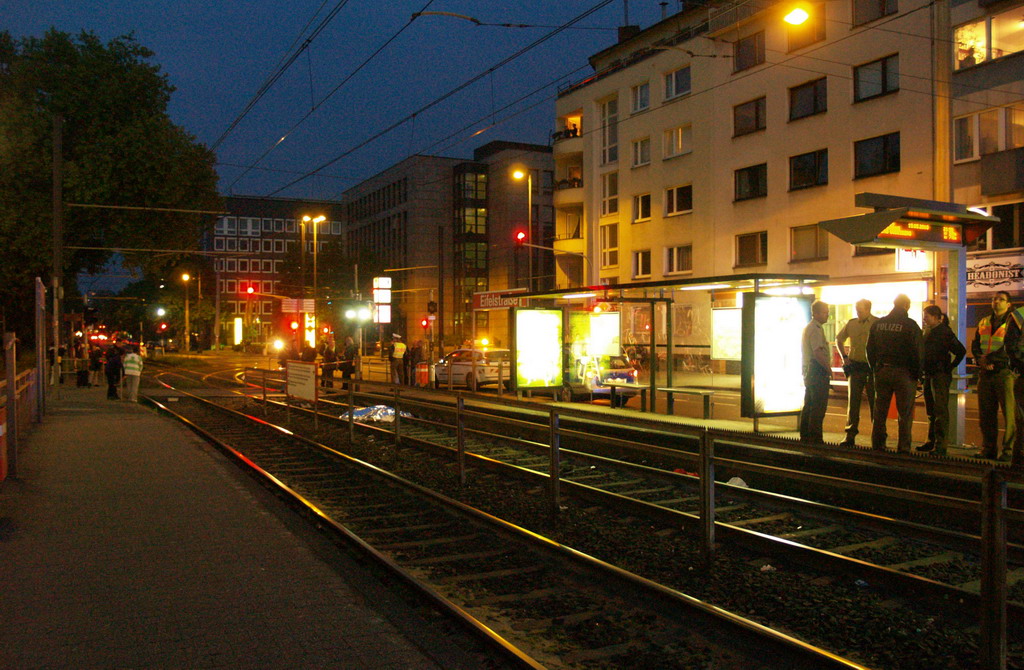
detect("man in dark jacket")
[918,305,966,456]
[866,294,922,453]
[972,291,1017,460]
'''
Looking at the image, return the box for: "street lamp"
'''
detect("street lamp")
[512,169,532,291]
[181,273,191,353]
[302,214,326,348]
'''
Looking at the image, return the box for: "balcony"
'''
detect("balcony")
[981,147,1024,197]
[552,128,583,156]
[553,178,584,207]
[554,233,586,257]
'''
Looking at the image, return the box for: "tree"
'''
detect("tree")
[0,29,222,339]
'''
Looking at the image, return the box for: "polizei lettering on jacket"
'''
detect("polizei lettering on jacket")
[874,323,907,332]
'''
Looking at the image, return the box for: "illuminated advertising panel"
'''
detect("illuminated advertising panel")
[711,308,741,361]
[516,309,563,388]
[741,294,811,417]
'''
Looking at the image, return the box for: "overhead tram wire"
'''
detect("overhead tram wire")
[210,0,354,152]
[264,0,617,197]
[226,0,438,193]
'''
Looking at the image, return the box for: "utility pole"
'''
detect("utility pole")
[52,115,63,386]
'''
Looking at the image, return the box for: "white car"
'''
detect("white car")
[434,349,512,388]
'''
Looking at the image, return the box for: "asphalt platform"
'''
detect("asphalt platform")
[0,382,488,669]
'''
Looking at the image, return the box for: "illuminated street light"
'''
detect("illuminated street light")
[511,169,532,290]
[181,272,191,353]
[784,6,810,24]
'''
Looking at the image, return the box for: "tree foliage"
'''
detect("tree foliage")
[0,29,222,336]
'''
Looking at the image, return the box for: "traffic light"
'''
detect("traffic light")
[158,322,168,332]
[515,230,526,245]
[246,285,255,295]
[289,320,300,332]
[420,317,429,329]
[427,300,437,314]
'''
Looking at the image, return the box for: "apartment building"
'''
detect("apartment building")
[209,196,345,346]
[341,141,553,349]
[552,0,1024,323]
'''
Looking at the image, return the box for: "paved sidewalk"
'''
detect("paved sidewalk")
[0,384,477,669]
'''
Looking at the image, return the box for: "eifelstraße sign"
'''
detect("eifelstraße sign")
[473,288,528,311]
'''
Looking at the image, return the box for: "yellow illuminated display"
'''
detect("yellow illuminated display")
[516,310,563,388]
[878,221,961,244]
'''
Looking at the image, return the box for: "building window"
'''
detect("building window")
[854,132,900,178]
[734,32,765,72]
[633,193,651,222]
[632,137,651,166]
[601,172,619,216]
[665,184,693,215]
[601,97,619,164]
[332,221,342,235]
[285,219,296,233]
[788,7,826,51]
[262,260,272,272]
[664,124,692,158]
[854,54,899,102]
[238,259,249,273]
[631,82,650,112]
[262,218,273,231]
[664,66,691,99]
[734,97,766,136]
[600,223,618,268]
[226,259,237,272]
[954,6,1024,70]
[955,105,1024,162]
[274,239,284,253]
[224,217,237,235]
[226,238,237,251]
[261,239,271,253]
[853,0,896,25]
[791,224,828,261]
[226,279,236,293]
[789,78,827,120]
[736,231,768,266]
[633,249,652,278]
[789,149,828,190]
[239,239,249,252]
[213,238,224,251]
[666,245,693,274]
[734,163,768,201]
[273,218,283,232]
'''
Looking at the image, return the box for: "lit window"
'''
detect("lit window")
[600,223,619,268]
[664,125,692,158]
[955,8,1024,70]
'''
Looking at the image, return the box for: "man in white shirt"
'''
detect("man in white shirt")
[122,345,143,402]
[835,299,878,447]
[800,300,831,443]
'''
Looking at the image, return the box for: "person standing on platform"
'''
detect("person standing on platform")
[318,336,337,389]
[104,343,124,400]
[917,306,966,455]
[972,291,1018,460]
[88,344,103,387]
[800,300,831,443]
[406,339,423,386]
[835,299,878,447]
[867,294,922,453]
[340,336,358,381]
[122,345,144,403]
[389,334,407,384]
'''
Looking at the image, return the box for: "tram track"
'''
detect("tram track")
[143,387,857,670]
[144,363,1022,667]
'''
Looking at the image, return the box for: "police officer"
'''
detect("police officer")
[972,291,1017,460]
[866,294,922,453]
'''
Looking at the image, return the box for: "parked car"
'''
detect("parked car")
[581,354,640,406]
[434,348,512,389]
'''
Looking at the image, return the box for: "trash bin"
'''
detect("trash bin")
[416,362,429,387]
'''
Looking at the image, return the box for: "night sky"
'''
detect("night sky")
[5,0,672,200]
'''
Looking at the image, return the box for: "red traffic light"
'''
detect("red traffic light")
[321,326,330,334]
[289,320,300,331]
[246,285,255,294]
[515,231,526,244]
[158,323,168,331]
[420,318,429,329]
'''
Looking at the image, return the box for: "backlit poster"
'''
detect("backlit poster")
[515,309,563,388]
[741,294,811,417]
[711,308,741,361]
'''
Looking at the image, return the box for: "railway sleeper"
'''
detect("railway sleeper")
[513,608,616,631]
[377,533,481,550]
[778,524,842,539]
[466,587,563,606]
[404,549,509,567]
[828,536,896,555]
[727,512,794,528]
[957,566,1024,593]
[358,522,455,536]
[886,551,962,571]
[439,564,547,585]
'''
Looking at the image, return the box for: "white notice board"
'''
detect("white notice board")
[286,361,318,402]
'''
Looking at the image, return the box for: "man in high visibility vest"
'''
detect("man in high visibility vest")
[972,291,1018,460]
[389,333,407,384]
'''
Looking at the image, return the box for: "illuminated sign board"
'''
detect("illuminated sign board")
[877,220,961,245]
[711,309,741,361]
[515,309,563,388]
[741,294,810,417]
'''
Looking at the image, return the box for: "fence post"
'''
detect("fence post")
[699,430,715,561]
[5,333,18,478]
[980,469,1007,670]
[393,387,401,447]
[348,381,355,442]
[549,408,561,514]
[457,395,466,485]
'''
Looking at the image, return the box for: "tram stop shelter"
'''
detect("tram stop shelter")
[488,272,829,430]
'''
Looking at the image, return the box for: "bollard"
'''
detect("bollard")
[456,395,466,485]
[980,469,1008,670]
[699,430,715,561]
[549,408,561,514]
[393,387,401,447]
